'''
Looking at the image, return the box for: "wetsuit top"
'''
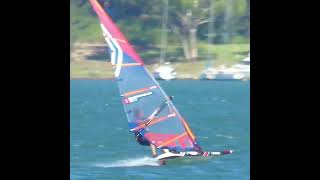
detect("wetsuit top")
[134,131,150,146]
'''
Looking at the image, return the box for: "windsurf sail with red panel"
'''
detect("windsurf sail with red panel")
[89,0,202,152]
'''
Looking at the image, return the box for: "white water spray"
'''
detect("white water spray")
[94,157,160,168]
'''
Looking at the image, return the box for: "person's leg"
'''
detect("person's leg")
[150,144,157,157]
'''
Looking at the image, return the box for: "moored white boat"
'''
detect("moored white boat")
[200,53,250,80]
[153,62,177,80]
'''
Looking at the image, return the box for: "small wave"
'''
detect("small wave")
[94,157,160,168]
[198,136,209,139]
[216,134,234,139]
[220,99,227,103]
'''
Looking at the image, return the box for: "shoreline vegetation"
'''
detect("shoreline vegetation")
[70,43,250,79]
[70,0,250,79]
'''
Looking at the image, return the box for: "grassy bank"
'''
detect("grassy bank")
[70,43,250,79]
[70,60,206,79]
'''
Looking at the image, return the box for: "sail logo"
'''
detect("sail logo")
[123,92,153,104]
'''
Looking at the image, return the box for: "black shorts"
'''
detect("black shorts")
[137,136,150,146]
[135,133,150,146]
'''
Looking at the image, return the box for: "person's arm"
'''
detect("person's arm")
[145,96,174,125]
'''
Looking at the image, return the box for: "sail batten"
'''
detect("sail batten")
[122,85,158,97]
[129,113,177,132]
[157,132,188,148]
[89,0,201,152]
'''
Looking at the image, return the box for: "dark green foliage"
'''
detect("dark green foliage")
[71,0,249,44]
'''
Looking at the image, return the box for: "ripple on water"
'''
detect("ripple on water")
[216,134,235,139]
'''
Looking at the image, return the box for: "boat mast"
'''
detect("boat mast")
[206,1,215,69]
[224,0,234,44]
[159,0,168,65]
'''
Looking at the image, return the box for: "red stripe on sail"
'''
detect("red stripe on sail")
[157,132,188,148]
[130,113,176,131]
[144,133,179,147]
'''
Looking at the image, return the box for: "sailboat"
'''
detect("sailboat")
[152,0,176,81]
[199,0,250,81]
[89,0,232,164]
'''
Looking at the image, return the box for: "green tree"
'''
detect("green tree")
[168,0,212,62]
[70,0,250,62]
[167,0,248,61]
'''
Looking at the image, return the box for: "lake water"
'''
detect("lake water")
[71,80,250,180]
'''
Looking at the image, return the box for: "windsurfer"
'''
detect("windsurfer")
[133,109,158,157]
[134,131,158,157]
[132,96,174,157]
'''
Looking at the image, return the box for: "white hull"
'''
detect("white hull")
[200,71,247,80]
[153,63,177,80]
[153,72,176,80]
[201,53,250,80]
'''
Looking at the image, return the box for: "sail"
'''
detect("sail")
[89,0,201,152]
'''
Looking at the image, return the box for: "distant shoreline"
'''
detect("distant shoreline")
[69,77,249,81]
[70,77,115,80]
[70,77,199,80]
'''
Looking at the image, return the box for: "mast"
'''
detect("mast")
[206,1,215,69]
[159,0,168,65]
[224,0,234,44]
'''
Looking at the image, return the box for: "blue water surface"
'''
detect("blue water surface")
[71,80,250,180]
